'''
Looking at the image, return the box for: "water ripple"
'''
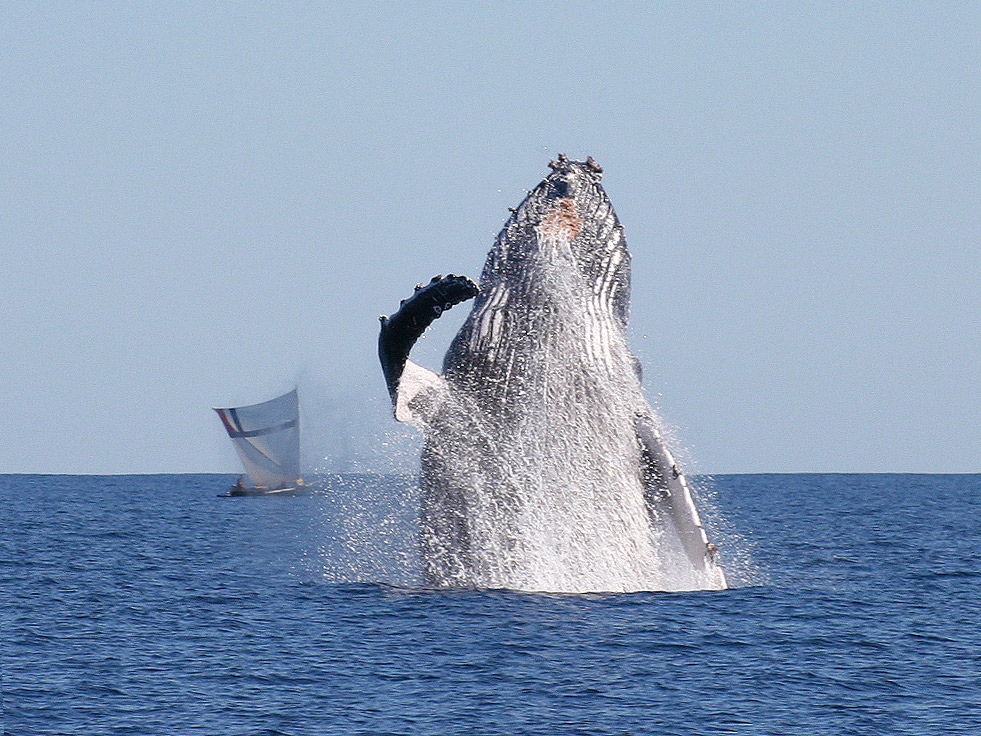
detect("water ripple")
[3,473,979,735]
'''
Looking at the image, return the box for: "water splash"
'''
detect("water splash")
[302,473,422,588]
[417,238,728,593]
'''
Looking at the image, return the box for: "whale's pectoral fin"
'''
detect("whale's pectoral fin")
[378,274,479,417]
[636,413,727,587]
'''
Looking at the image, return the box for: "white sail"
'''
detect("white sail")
[214,389,301,489]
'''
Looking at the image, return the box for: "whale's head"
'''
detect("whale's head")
[480,155,631,328]
[445,157,634,385]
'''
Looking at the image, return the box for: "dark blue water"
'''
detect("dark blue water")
[3,474,979,735]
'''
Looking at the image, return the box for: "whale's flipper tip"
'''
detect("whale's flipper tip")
[379,273,479,402]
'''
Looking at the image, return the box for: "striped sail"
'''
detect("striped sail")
[214,389,300,489]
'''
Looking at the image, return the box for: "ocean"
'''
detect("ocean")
[2,473,979,735]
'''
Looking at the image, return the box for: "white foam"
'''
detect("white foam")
[419,238,724,593]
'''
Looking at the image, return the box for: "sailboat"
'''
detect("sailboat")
[213,388,305,496]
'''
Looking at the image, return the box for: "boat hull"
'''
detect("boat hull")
[218,481,307,497]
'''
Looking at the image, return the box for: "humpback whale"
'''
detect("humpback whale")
[379,156,726,592]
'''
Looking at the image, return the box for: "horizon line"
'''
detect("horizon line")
[2,470,978,477]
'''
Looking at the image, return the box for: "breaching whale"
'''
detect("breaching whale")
[379,156,727,592]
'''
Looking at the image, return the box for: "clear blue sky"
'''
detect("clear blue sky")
[2,3,978,474]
